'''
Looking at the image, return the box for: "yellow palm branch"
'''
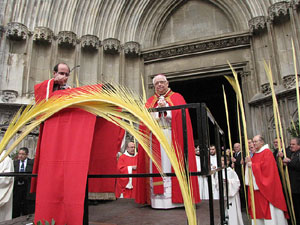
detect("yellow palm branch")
[225,62,256,225]
[263,61,296,225]
[0,83,197,225]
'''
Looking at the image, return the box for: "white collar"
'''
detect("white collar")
[256,144,269,153]
[124,151,137,157]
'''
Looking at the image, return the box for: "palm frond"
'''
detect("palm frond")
[0,82,197,225]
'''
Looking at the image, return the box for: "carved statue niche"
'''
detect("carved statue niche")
[80,35,100,51]
[268,1,290,23]
[57,31,77,48]
[103,38,120,54]
[248,16,267,34]
[124,41,140,57]
[33,27,54,44]
[6,22,29,41]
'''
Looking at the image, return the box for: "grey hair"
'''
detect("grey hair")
[152,74,167,85]
[291,137,300,145]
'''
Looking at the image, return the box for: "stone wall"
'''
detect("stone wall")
[0,0,300,156]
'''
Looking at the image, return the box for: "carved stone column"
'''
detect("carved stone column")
[249,16,267,34]
[103,38,120,54]
[124,41,140,57]
[57,31,77,47]
[81,35,100,50]
[33,27,54,44]
[6,22,29,41]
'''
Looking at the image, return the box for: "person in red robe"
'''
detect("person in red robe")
[135,74,200,208]
[32,63,124,224]
[115,142,138,199]
[245,135,288,225]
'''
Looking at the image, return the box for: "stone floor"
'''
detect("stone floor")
[0,199,251,225]
[89,199,220,225]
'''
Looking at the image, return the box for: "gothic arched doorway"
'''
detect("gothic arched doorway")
[170,74,239,148]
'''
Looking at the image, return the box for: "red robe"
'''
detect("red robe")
[115,152,138,198]
[135,89,200,204]
[32,80,124,225]
[248,146,288,219]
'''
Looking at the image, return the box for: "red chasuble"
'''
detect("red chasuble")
[135,89,200,204]
[115,152,138,198]
[248,147,288,219]
[32,80,124,225]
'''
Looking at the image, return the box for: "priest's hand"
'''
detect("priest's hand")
[132,165,137,170]
[158,98,167,107]
[282,157,291,165]
[240,158,244,165]
[245,156,252,167]
[54,74,68,86]
[278,151,284,158]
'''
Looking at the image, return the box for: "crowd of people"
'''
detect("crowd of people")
[0,62,299,225]
[204,135,300,225]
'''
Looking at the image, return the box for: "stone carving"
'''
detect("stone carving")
[124,41,140,57]
[261,83,271,95]
[0,111,14,126]
[81,35,100,50]
[283,74,299,89]
[1,90,18,103]
[103,38,120,54]
[268,1,290,21]
[292,0,300,9]
[143,35,250,62]
[33,27,54,44]
[0,25,5,38]
[57,31,77,47]
[249,16,267,33]
[6,22,29,41]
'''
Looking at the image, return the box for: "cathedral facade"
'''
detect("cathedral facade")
[0,0,299,156]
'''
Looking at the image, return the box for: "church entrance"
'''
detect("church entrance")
[169,74,239,148]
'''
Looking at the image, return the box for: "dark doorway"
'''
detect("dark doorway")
[170,75,239,148]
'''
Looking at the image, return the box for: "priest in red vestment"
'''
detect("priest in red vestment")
[135,74,200,209]
[32,63,124,224]
[245,135,288,225]
[115,142,138,199]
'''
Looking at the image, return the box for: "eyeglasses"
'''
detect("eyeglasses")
[57,72,70,77]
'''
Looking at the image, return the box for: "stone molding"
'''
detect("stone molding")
[142,34,250,62]
[124,41,140,57]
[1,90,18,103]
[283,74,299,89]
[261,83,271,95]
[103,38,121,54]
[248,16,267,33]
[6,22,29,41]
[33,27,54,44]
[268,1,290,21]
[81,35,100,50]
[57,31,77,47]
